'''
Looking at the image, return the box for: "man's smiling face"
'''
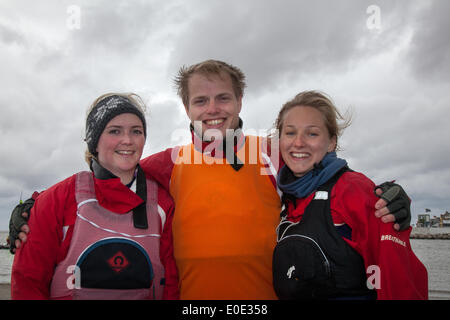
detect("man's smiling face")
[185,71,242,141]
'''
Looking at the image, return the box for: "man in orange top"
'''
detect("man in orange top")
[139,60,412,299]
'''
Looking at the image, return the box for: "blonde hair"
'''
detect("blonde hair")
[274,91,352,151]
[84,92,147,166]
[174,59,246,107]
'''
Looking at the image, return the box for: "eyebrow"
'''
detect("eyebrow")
[284,124,321,129]
[192,92,232,100]
[105,124,144,128]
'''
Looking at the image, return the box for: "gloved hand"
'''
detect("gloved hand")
[7,192,39,254]
[374,181,411,231]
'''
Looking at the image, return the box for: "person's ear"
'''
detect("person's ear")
[237,95,243,113]
[328,135,337,152]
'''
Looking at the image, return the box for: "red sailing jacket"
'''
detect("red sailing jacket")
[11,173,179,300]
[283,170,428,300]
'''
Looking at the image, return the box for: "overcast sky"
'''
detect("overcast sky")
[0,0,449,230]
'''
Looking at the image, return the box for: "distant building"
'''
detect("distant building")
[441,211,450,227]
[416,211,450,228]
[430,216,441,228]
[417,214,430,227]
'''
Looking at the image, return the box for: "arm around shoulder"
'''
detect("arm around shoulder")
[11,175,77,299]
[140,148,176,192]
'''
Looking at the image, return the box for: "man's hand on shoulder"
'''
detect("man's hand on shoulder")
[374,181,411,231]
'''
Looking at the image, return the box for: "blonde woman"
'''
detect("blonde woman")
[272,91,427,300]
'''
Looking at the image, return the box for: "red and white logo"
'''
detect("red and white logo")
[107,251,130,273]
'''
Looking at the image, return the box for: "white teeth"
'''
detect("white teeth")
[116,151,133,155]
[291,152,309,158]
[205,119,224,125]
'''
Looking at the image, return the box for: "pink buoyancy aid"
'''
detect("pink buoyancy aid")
[50,171,165,300]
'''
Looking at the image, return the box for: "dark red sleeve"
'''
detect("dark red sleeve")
[141,149,180,299]
[140,148,176,192]
[333,172,428,299]
[11,176,77,300]
[157,186,179,300]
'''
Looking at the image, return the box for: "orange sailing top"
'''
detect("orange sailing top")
[170,136,281,299]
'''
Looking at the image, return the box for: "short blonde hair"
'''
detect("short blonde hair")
[84,92,147,166]
[274,91,351,151]
[174,59,246,107]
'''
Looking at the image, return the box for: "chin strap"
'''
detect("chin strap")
[225,134,244,171]
[133,165,148,229]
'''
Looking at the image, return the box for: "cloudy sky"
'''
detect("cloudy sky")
[0,0,449,230]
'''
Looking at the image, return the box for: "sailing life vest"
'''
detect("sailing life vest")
[273,168,376,300]
[170,135,281,299]
[50,171,165,300]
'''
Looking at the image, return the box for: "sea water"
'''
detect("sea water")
[410,239,450,299]
[0,232,14,284]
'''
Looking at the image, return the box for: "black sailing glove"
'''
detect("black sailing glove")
[7,196,36,254]
[375,181,411,231]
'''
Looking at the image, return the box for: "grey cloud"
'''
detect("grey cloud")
[406,0,450,82]
[168,0,415,97]
[0,22,26,46]
[67,0,183,56]
[145,98,191,154]
[337,86,450,223]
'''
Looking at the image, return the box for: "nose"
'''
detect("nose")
[205,99,220,114]
[293,133,305,147]
[121,132,133,144]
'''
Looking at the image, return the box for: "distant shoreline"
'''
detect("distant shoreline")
[410,227,450,239]
[410,234,450,239]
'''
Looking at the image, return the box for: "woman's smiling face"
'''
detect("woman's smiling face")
[96,113,145,183]
[280,106,336,177]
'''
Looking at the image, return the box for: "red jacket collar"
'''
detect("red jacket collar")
[93,175,144,214]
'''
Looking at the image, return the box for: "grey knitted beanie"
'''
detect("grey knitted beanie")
[85,95,147,156]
